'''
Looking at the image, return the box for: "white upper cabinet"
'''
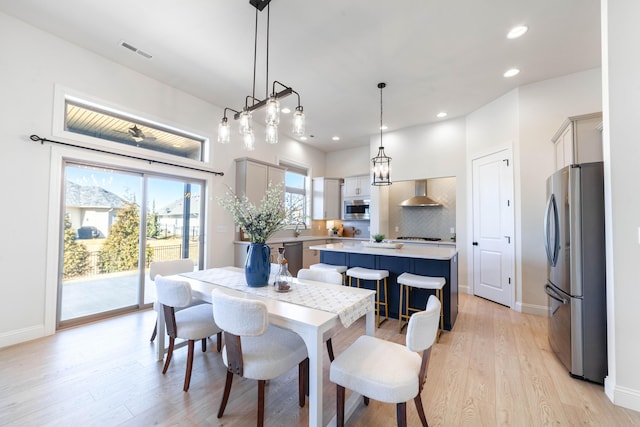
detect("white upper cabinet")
[235,157,286,207]
[312,177,342,220]
[343,174,370,198]
[552,113,603,170]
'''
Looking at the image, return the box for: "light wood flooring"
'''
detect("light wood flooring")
[1,293,639,426]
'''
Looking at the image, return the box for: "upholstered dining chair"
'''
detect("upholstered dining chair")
[211,288,309,427]
[149,259,198,342]
[154,276,222,391]
[297,268,343,361]
[330,295,441,427]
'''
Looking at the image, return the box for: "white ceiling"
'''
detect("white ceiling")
[0,0,601,152]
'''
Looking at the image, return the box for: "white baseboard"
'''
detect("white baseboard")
[459,284,471,294]
[605,377,640,412]
[515,301,549,316]
[0,324,47,349]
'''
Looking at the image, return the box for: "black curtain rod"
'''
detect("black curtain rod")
[29,134,224,176]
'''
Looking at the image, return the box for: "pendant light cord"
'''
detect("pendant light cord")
[252,8,258,106]
[379,82,386,147]
[266,4,270,97]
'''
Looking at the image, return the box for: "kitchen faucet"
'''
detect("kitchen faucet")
[293,222,307,237]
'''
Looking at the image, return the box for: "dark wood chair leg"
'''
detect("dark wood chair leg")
[298,358,308,406]
[397,402,407,427]
[414,395,428,426]
[363,396,369,406]
[258,379,265,427]
[183,340,195,391]
[216,331,222,352]
[201,337,206,352]
[336,385,345,427]
[150,322,157,342]
[162,337,174,374]
[326,338,335,362]
[217,371,234,418]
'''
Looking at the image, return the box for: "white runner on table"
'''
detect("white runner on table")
[181,268,373,328]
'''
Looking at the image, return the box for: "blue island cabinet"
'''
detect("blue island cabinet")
[320,251,458,330]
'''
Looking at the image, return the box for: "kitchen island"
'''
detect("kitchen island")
[308,242,458,330]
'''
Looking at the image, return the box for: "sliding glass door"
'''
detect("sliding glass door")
[59,162,204,327]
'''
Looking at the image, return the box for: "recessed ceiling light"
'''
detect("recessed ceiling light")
[299,136,308,141]
[380,125,388,130]
[507,25,528,39]
[436,112,447,118]
[281,107,291,114]
[503,68,520,78]
[332,136,340,141]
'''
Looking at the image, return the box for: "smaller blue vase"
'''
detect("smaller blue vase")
[245,243,271,287]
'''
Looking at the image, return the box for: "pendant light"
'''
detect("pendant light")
[372,82,392,186]
[217,0,306,148]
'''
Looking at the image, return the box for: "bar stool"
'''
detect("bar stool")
[346,267,389,327]
[397,272,445,339]
[309,263,348,285]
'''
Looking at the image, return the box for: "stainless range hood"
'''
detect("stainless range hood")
[400,180,441,207]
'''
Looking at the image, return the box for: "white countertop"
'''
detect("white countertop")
[308,242,457,260]
[234,236,368,244]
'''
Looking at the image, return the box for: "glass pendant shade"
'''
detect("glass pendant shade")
[292,107,305,136]
[239,110,252,135]
[243,130,256,151]
[265,96,280,125]
[217,117,231,144]
[265,122,278,144]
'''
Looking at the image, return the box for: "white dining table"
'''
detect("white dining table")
[154,266,375,427]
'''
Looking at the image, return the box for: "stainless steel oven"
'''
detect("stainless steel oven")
[343,199,370,220]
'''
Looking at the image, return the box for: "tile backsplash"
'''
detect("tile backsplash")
[388,177,456,240]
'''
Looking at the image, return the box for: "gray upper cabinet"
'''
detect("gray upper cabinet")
[235,157,286,207]
[552,113,603,170]
[312,177,342,220]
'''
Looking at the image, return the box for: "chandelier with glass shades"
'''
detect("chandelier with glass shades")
[217,0,305,151]
[371,82,392,186]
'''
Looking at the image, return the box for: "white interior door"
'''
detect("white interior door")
[472,149,514,307]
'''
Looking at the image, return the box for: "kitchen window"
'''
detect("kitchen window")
[280,160,308,225]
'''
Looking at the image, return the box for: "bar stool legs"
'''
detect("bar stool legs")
[347,269,389,328]
[397,272,445,341]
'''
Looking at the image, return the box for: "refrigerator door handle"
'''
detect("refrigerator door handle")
[544,283,568,304]
[544,194,560,266]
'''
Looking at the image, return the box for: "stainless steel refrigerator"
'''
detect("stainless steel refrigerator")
[543,162,607,383]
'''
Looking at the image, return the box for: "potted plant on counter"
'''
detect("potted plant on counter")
[373,233,385,243]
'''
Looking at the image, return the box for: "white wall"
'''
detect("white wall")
[465,69,602,313]
[0,12,326,346]
[601,0,640,412]
[325,146,370,178]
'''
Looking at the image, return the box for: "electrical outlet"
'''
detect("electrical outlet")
[395,226,399,232]
[450,227,455,234]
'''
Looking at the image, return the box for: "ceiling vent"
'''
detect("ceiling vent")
[399,180,441,207]
[119,40,152,59]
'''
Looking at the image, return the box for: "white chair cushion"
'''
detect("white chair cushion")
[346,267,389,281]
[310,263,348,274]
[330,335,421,403]
[222,325,308,380]
[212,289,268,336]
[297,268,342,285]
[174,303,221,340]
[155,276,193,308]
[406,295,441,352]
[397,272,445,290]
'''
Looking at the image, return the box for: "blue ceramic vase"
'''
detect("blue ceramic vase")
[245,243,271,287]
